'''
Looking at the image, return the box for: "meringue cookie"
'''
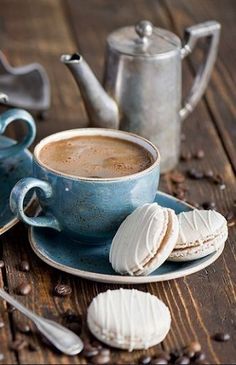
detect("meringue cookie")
[109,203,179,276]
[87,289,171,351]
[169,209,228,261]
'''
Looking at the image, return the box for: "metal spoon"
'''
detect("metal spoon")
[0,288,83,356]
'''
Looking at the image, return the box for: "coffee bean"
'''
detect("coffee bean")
[99,348,110,356]
[187,169,204,180]
[0,260,4,269]
[171,349,183,361]
[8,306,16,313]
[83,346,99,358]
[155,350,170,361]
[17,282,32,296]
[19,260,30,272]
[63,309,77,322]
[193,351,206,362]
[91,354,110,364]
[151,357,168,364]
[181,151,192,161]
[91,340,103,350]
[0,318,4,329]
[10,339,28,351]
[173,188,186,200]
[204,170,214,178]
[0,353,4,361]
[67,321,81,334]
[202,201,216,210]
[212,332,230,342]
[170,171,185,184]
[195,149,205,159]
[16,321,31,334]
[139,355,152,364]
[175,356,190,364]
[54,284,72,297]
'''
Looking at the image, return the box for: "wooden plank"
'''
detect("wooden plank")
[163,0,236,173]
[66,1,236,364]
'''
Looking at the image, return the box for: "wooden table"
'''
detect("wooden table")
[0,1,235,364]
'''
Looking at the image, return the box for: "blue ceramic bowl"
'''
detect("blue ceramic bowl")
[10,128,160,244]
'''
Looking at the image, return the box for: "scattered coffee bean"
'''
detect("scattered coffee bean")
[67,321,81,334]
[0,353,4,361]
[0,260,4,269]
[54,284,72,297]
[91,353,110,364]
[10,339,28,351]
[83,346,99,358]
[181,151,192,161]
[175,356,190,365]
[16,321,31,334]
[194,149,205,159]
[212,332,230,342]
[204,169,214,178]
[91,340,103,350]
[17,282,32,296]
[193,351,206,362]
[8,305,16,313]
[151,357,168,364]
[187,168,204,180]
[225,211,235,228]
[0,318,4,329]
[28,342,39,352]
[202,201,216,210]
[171,349,183,361]
[170,171,185,184]
[139,355,152,364]
[19,260,30,272]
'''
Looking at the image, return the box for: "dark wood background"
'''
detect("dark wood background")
[0,0,235,364]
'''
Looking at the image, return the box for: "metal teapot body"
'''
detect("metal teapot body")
[62,20,220,172]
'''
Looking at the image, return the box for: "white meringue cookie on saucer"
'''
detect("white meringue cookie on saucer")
[109,203,179,276]
[169,209,228,262]
[87,289,171,351]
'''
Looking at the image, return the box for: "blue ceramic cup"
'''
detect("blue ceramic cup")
[10,128,160,244]
[0,109,36,159]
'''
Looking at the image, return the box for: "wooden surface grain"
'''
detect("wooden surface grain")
[0,0,235,364]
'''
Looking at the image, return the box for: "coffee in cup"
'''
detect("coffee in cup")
[10,129,160,244]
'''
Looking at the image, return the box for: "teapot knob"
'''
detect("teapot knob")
[135,20,153,42]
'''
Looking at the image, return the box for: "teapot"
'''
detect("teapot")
[61,20,220,172]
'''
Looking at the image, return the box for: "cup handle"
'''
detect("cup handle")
[0,109,36,158]
[10,177,61,231]
[180,21,221,121]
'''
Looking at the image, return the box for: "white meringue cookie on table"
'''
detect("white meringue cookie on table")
[169,209,228,262]
[109,203,179,276]
[87,289,171,351]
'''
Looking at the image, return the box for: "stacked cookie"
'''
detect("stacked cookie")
[109,203,228,276]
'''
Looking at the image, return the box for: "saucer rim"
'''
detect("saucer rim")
[28,192,225,284]
[0,136,34,236]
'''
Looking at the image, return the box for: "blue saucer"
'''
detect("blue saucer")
[0,136,33,234]
[29,192,224,284]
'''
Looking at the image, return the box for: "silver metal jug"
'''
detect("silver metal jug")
[61,20,220,172]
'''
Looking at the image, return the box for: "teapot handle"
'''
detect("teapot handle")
[180,21,221,121]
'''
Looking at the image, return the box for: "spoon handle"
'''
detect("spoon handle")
[0,288,38,322]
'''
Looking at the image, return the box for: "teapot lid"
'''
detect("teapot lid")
[107,20,181,57]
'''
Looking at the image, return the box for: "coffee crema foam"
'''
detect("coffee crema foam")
[38,135,154,178]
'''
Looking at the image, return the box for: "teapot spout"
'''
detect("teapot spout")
[61,53,119,129]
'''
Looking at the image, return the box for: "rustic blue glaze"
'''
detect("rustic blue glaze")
[10,150,160,243]
[0,136,32,233]
[0,109,36,159]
